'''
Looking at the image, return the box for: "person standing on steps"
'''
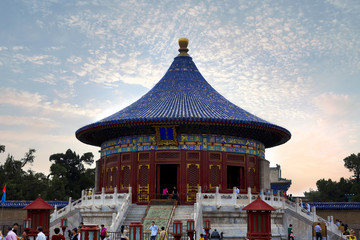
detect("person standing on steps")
[100,225,107,240]
[159,227,168,240]
[149,221,158,240]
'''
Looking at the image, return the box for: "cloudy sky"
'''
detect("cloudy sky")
[0,0,359,196]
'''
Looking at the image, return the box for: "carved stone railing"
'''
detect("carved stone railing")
[109,187,132,232]
[193,187,344,238]
[50,187,131,222]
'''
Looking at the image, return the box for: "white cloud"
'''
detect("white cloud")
[0,88,102,118]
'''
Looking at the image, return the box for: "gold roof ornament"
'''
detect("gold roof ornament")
[178,37,190,56]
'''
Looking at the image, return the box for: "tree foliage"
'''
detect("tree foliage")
[344,153,360,183]
[304,152,360,202]
[0,146,95,201]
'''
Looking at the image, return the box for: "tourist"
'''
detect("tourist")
[52,228,65,240]
[172,187,178,200]
[123,226,129,238]
[70,228,78,240]
[77,226,81,240]
[198,234,205,240]
[314,223,322,240]
[159,227,168,240]
[347,230,357,240]
[149,221,158,240]
[12,224,19,235]
[162,188,168,199]
[235,187,240,194]
[210,229,220,239]
[100,225,107,240]
[305,202,311,213]
[287,224,293,240]
[36,227,46,240]
[0,230,3,240]
[6,226,16,240]
[20,230,28,240]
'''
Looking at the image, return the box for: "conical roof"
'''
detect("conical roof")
[76,38,291,148]
[23,196,54,210]
[242,197,276,211]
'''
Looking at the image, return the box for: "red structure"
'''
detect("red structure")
[243,197,275,240]
[203,219,211,238]
[186,219,195,240]
[60,218,67,235]
[23,196,55,238]
[76,38,291,204]
[80,225,100,240]
[172,220,183,240]
[129,222,143,240]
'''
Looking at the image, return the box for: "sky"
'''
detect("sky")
[0,0,359,196]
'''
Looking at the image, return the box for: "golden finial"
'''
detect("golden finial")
[178,38,189,56]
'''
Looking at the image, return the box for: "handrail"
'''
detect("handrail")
[165,203,177,233]
[109,191,132,232]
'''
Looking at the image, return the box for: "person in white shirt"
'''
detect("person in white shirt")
[36,227,46,240]
[314,223,322,240]
[149,221,158,240]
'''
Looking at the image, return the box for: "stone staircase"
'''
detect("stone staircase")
[121,204,147,228]
[168,205,194,235]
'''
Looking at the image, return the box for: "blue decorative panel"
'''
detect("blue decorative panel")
[101,134,265,158]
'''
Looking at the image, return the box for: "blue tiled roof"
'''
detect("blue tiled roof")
[310,202,360,210]
[76,45,291,148]
[0,200,68,208]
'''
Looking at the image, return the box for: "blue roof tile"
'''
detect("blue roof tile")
[76,40,291,148]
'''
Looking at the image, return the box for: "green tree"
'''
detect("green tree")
[49,149,94,200]
[304,178,353,202]
[344,153,360,183]
[21,148,36,167]
[0,145,5,153]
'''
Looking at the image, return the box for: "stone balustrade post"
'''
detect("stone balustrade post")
[232,187,237,205]
[101,187,105,205]
[113,187,118,205]
[129,187,132,202]
[260,189,264,200]
[330,216,334,232]
[312,206,316,222]
[270,192,274,205]
[91,188,95,207]
[54,205,58,219]
[295,198,299,213]
[215,186,219,206]
[68,197,72,212]
[247,187,252,203]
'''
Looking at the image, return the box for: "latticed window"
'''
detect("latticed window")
[188,164,199,186]
[107,156,117,163]
[227,154,244,162]
[210,153,220,161]
[139,153,149,161]
[139,165,149,187]
[249,168,255,188]
[122,166,131,188]
[210,165,220,188]
[157,152,179,160]
[249,157,256,164]
[122,154,130,161]
[187,152,199,161]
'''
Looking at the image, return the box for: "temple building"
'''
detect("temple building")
[76,38,291,205]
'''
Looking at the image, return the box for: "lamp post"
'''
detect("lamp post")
[60,218,68,235]
[186,219,195,240]
[203,219,211,239]
[129,222,143,240]
[173,220,183,240]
